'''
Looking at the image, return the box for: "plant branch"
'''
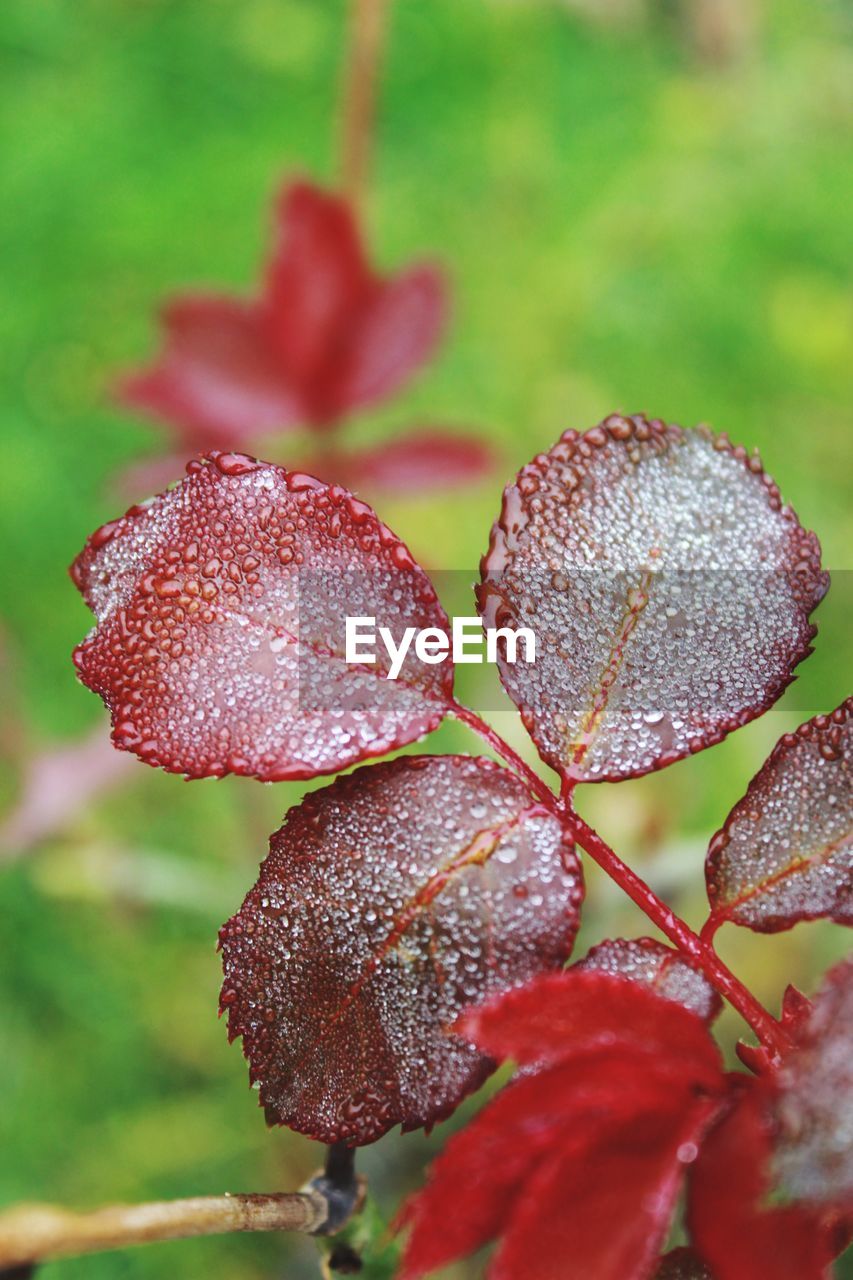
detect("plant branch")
[313,1145,360,1236]
[0,1178,366,1270]
[450,703,789,1061]
[450,702,557,806]
[568,811,790,1061]
[339,0,392,209]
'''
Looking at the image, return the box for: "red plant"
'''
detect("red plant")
[2,177,494,861]
[67,413,851,1276]
[114,178,494,496]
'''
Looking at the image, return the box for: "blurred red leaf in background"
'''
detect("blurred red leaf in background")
[117,181,447,446]
[0,720,135,859]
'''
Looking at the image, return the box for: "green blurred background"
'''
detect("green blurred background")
[1,0,851,1275]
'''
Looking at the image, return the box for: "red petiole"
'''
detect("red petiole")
[452,700,790,1063]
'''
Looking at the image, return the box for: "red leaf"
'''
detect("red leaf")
[333,266,447,418]
[575,937,722,1023]
[706,698,852,933]
[115,180,449,446]
[687,1075,835,1280]
[401,972,724,1279]
[263,180,372,390]
[71,452,452,780]
[219,755,582,1145]
[333,428,496,493]
[400,1051,693,1278]
[736,983,812,1076]
[112,427,494,504]
[654,1248,713,1278]
[478,415,827,784]
[459,970,722,1088]
[773,956,853,1207]
[489,1102,717,1280]
[182,428,495,503]
[115,297,304,450]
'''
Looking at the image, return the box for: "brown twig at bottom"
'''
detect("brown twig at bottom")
[0,1178,367,1270]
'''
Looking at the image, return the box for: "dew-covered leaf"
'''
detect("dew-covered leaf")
[71,452,452,781]
[773,956,853,1207]
[575,937,722,1023]
[401,971,723,1280]
[687,1075,836,1280]
[654,1248,713,1279]
[219,755,582,1145]
[706,699,852,933]
[478,415,827,783]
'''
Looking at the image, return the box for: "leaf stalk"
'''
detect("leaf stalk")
[453,702,790,1061]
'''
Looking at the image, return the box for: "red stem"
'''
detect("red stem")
[700,915,723,945]
[450,702,556,806]
[569,813,789,1061]
[452,702,789,1062]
